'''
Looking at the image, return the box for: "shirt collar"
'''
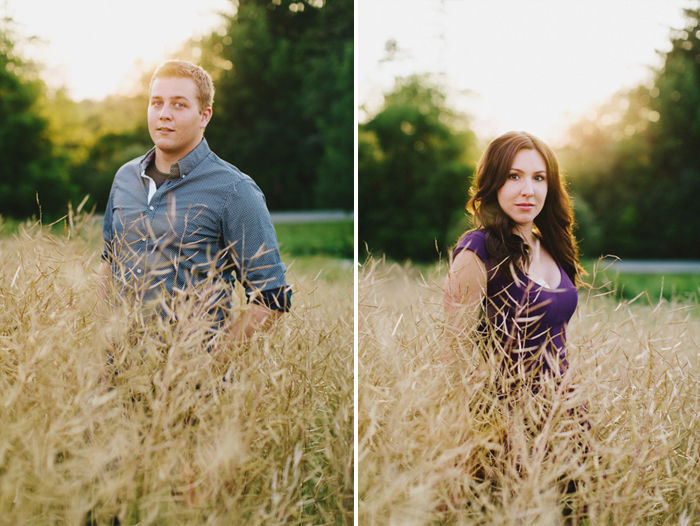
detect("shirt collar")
[139,138,212,179]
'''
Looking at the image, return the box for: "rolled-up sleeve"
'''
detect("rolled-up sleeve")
[222,178,291,312]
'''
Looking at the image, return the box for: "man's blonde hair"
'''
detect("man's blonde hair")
[150,60,215,113]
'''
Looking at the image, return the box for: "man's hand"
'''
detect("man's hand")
[230,302,283,341]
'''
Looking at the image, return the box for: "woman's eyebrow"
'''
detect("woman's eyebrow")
[509,167,546,174]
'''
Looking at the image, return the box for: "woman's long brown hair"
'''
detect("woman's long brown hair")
[460,131,584,286]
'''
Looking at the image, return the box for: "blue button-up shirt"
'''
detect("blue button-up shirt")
[102,139,290,316]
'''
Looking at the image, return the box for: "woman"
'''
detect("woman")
[444,131,584,381]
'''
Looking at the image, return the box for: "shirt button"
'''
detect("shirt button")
[149,206,154,211]
[136,268,142,274]
[141,238,146,242]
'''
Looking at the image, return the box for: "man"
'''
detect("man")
[98,60,290,343]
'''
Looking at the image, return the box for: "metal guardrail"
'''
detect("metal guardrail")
[599,259,700,274]
[91,210,354,225]
[269,210,353,224]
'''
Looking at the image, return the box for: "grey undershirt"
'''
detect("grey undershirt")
[145,159,178,189]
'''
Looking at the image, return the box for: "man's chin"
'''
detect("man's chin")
[152,137,202,159]
[153,141,180,155]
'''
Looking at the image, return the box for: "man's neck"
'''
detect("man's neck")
[153,138,203,173]
[153,151,177,173]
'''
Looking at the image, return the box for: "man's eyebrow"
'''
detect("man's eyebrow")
[150,95,191,100]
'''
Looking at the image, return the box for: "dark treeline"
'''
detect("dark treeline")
[358,76,477,262]
[0,0,352,221]
[561,7,700,260]
[359,7,700,262]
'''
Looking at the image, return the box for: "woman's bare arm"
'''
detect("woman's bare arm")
[443,249,488,341]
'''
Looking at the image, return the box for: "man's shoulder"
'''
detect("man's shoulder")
[114,152,150,178]
[203,151,259,189]
[206,151,247,178]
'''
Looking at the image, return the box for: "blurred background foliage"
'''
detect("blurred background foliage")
[359,7,700,262]
[560,6,700,260]
[359,76,477,262]
[0,0,352,221]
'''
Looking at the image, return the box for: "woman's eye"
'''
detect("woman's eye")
[509,173,519,179]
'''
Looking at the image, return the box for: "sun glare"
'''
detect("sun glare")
[7,0,234,101]
[358,0,688,144]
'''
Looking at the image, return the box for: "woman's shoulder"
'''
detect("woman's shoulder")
[453,229,489,263]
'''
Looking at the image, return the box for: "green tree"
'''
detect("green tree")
[190,0,353,211]
[69,127,151,214]
[358,76,477,262]
[39,89,150,213]
[561,6,700,259]
[0,18,73,219]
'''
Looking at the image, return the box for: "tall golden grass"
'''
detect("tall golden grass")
[359,258,700,525]
[0,215,353,525]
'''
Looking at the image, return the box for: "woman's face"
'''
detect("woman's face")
[496,148,548,230]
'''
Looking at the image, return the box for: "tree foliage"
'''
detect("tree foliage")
[561,7,700,259]
[41,91,150,215]
[0,0,352,221]
[190,0,353,211]
[0,18,72,219]
[358,76,477,262]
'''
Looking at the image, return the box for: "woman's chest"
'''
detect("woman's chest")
[487,274,578,327]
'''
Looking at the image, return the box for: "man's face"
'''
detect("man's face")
[148,76,212,162]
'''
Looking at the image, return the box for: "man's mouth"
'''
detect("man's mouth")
[157,127,174,132]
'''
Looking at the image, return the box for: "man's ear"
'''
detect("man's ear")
[200,107,213,129]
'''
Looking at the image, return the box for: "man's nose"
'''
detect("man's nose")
[159,104,172,119]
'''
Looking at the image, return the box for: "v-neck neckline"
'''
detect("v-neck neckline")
[521,258,564,290]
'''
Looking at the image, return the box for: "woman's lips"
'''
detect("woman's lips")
[516,203,535,210]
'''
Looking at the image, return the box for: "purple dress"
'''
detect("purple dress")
[453,230,578,377]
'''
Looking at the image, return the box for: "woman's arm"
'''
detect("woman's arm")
[443,249,488,341]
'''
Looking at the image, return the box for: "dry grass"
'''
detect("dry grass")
[359,258,700,525]
[0,215,353,525]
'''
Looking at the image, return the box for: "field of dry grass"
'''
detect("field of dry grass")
[0,216,353,525]
[359,258,700,525]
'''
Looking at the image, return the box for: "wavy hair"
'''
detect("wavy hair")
[460,131,584,285]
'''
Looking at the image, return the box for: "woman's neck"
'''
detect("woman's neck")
[513,224,536,247]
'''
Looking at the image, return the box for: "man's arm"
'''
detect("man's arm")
[221,177,291,342]
[203,301,282,365]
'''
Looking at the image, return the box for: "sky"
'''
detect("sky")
[4,0,234,101]
[357,0,693,145]
[3,0,694,145]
